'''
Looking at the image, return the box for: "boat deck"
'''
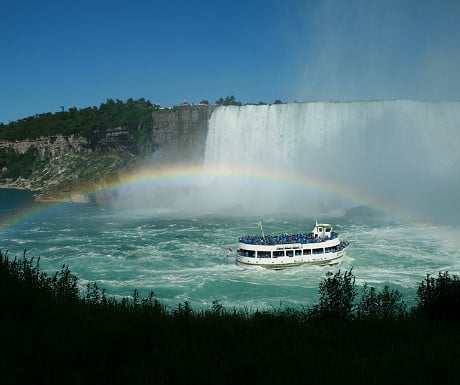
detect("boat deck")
[239,232,339,246]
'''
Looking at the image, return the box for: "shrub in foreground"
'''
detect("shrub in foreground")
[1,249,460,385]
[357,283,407,320]
[415,271,460,321]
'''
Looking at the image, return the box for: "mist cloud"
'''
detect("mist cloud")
[288,0,460,101]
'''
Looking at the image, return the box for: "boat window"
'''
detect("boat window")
[303,249,311,255]
[257,251,271,258]
[325,228,331,232]
[295,250,302,256]
[286,250,294,257]
[313,248,324,254]
[273,250,284,258]
[242,249,255,258]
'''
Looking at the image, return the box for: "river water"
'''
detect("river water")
[2,188,459,311]
[2,101,460,310]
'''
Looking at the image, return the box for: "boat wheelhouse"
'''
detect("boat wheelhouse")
[237,221,349,269]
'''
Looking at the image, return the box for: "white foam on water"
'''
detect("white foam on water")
[5,206,459,310]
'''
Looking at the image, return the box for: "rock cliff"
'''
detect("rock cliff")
[0,127,140,159]
[151,104,215,162]
[0,105,215,201]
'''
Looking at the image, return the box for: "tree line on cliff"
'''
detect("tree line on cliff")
[0,95,285,194]
[1,249,459,384]
[0,98,158,184]
[0,98,158,142]
[0,96,285,142]
[0,95,281,181]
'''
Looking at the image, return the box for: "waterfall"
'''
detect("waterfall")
[203,101,460,222]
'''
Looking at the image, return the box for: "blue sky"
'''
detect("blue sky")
[1,0,459,123]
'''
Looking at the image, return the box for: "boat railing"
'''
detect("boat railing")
[239,232,339,246]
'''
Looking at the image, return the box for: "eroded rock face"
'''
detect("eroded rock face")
[0,105,216,201]
[0,128,138,160]
[1,105,216,161]
[0,134,90,158]
[151,105,215,163]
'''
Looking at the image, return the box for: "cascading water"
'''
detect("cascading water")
[203,101,460,222]
[3,102,460,310]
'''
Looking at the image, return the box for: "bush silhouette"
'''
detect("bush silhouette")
[357,284,407,320]
[2,250,460,385]
[310,269,357,319]
[415,271,460,321]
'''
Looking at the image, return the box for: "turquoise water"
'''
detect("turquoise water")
[1,189,459,311]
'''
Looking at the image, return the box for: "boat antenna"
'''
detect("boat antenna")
[257,220,265,238]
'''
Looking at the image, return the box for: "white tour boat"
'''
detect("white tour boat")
[236,221,349,269]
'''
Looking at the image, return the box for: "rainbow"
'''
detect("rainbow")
[117,163,364,203]
[114,163,424,220]
[0,163,424,236]
[0,193,60,235]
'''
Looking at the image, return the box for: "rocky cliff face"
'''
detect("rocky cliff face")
[0,105,215,200]
[0,105,215,159]
[0,127,138,159]
[0,134,89,158]
[151,105,215,162]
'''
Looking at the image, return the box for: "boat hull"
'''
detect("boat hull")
[236,245,347,270]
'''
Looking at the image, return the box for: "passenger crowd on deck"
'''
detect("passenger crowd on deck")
[239,232,338,245]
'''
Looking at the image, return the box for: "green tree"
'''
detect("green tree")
[310,269,357,320]
[215,95,242,106]
[50,264,79,304]
[0,146,39,179]
[357,284,406,320]
[0,98,157,141]
[415,271,460,321]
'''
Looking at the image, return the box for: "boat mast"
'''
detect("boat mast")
[258,220,265,238]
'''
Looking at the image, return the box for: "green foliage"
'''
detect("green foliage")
[211,299,224,316]
[215,95,242,106]
[174,300,193,318]
[84,282,107,304]
[415,271,460,321]
[0,146,40,179]
[49,264,79,304]
[357,284,407,320]
[0,249,79,308]
[311,271,407,321]
[2,251,460,384]
[310,269,357,319]
[0,98,159,141]
[0,249,46,291]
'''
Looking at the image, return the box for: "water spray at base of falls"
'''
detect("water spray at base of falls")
[116,101,460,223]
[202,101,460,222]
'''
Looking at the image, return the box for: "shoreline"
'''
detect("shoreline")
[0,179,41,192]
[1,185,116,205]
[0,185,76,204]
